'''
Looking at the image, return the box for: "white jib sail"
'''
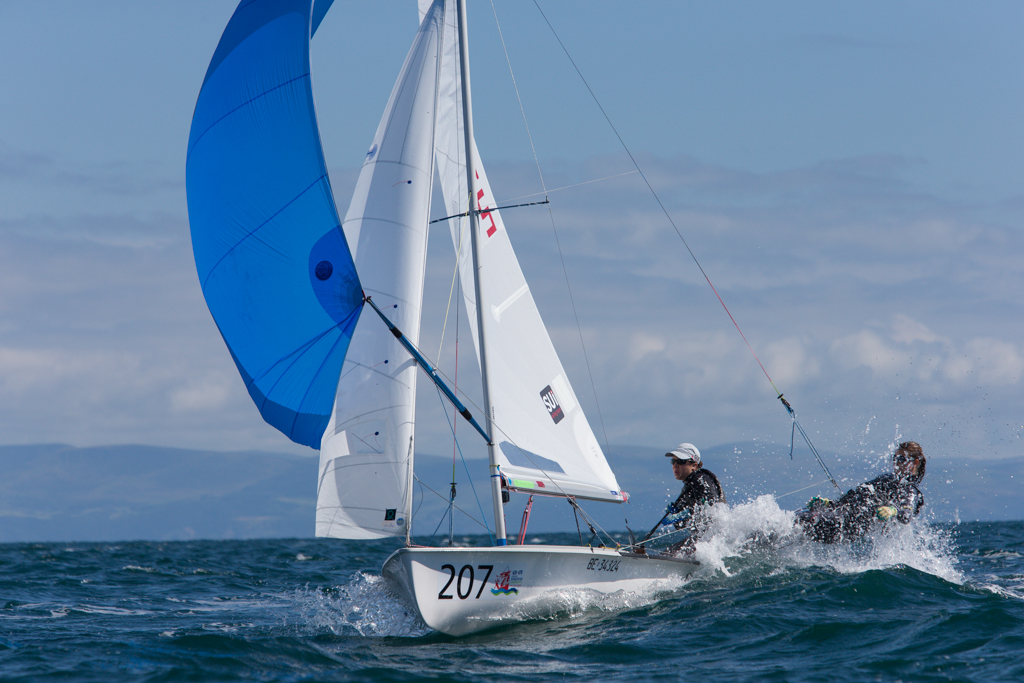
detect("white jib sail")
[428,0,625,504]
[316,1,444,539]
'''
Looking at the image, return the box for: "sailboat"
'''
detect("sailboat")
[186,0,697,636]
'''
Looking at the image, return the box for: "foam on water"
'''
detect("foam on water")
[469,573,689,632]
[686,495,963,584]
[286,502,976,638]
[292,566,688,637]
[293,571,431,637]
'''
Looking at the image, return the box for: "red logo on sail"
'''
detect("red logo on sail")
[475,171,497,237]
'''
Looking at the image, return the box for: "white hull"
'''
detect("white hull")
[382,545,698,636]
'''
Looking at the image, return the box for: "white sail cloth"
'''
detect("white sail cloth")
[316,1,444,539]
[427,0,625,504]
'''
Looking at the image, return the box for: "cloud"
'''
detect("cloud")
[465,152,1024,451]
[891,313,944,345]
[0,139,183,220]
[0,151,1020,465]
[0,347,92,394]
[626,331,666,363]
[0,215,298,454]
[763,337,820,386]
[168,375,234,413]
[829,315,1022,389]
[944,338,1024,386]
[831,329,914,375]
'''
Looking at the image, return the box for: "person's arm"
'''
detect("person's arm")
[673,483,700,513]
[895,486,924,523]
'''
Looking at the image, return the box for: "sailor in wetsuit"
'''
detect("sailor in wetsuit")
[797,441,926,544]
[650,443,726,551]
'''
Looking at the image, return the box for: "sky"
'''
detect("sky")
[1,1,1022,486]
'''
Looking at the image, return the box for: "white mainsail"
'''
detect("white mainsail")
[427,0,625,504]
[316,1,445,539]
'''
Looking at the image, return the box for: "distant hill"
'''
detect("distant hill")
[0,444,316,542]
[0,443,1019,542]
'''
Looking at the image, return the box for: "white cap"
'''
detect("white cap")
[666,443,701,464]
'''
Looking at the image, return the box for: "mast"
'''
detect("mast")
[456,0,507,545]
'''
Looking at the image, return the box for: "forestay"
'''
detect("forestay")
[316,1,445,539]
[186,0,363,450]
[425,0,625,504]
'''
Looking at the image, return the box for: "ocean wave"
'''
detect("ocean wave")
[684,495,963,585]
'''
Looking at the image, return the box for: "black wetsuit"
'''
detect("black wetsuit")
[798,473,924,544]
[669,468,726,516]
[661,469,725,551]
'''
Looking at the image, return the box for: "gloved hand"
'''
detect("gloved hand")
[807,496,831,509]
[876,506,897,521]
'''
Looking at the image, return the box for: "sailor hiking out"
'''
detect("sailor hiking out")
[796,441,926,544]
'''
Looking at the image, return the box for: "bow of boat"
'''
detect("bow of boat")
[382,545,697,636]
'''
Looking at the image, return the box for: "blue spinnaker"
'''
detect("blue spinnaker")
[186,0,361,449]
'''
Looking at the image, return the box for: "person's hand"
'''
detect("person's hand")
[876,506,897,521]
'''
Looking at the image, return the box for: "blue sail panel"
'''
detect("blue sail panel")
[186,0,361,449]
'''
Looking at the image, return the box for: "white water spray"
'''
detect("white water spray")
[685,495,962,584]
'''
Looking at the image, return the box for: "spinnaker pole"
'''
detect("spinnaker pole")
[456,0,507,545]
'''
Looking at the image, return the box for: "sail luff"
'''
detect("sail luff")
[316,0,445,540]
[430,0,626,506]
[456,0,508,546]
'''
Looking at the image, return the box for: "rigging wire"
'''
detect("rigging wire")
[433,384,494,545]
[435,226,467,545]
[384,312,615,519]
[436,215,466,360]
[368,270,627,537]
[568,497,618,548]
[500,170,639,203]
[624,521,695,551]
[531,0,840,493]
[449,280,460,545]
[776,479,835,501]
[414,473,491,533]
[782,396,841,493]
[372,289,624,545]
[488,0,613,457]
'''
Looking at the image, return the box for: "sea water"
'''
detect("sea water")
[2,499,1022,682]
